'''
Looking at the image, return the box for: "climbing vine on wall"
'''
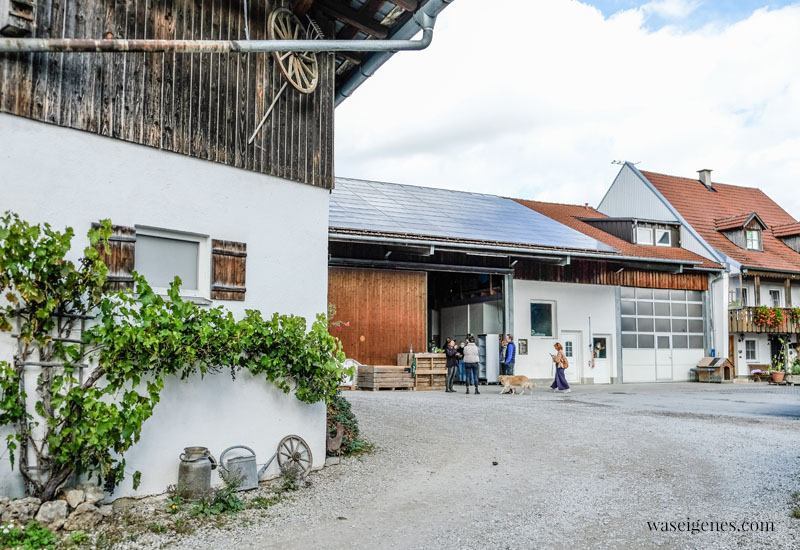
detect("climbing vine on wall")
[0,212,348,502]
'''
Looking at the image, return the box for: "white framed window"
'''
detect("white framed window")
[655,228,671,247]
[769,290,781,307]
[636,226,654,245]
[134,226,211,300]
[741,288,749,307]
[530,302,555,337]
[564,340,573,358]
[745,230,761,251]
[745,340,757,362]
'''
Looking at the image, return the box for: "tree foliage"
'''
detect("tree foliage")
[0,212,347,501]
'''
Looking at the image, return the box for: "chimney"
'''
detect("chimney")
[698,169,713,190]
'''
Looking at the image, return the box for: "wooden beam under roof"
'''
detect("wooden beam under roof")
[317,0,391,39]
[391,0,419,11]
[339,0,383,39]
[292,0,316,15]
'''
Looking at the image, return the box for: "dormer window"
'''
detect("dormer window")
[745,229,761,250]
[636,227,654,245]
[655,228,671,247]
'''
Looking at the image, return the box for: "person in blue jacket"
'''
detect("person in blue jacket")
[502,334,516,376]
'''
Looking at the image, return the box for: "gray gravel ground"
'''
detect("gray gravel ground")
[117,383,800,550]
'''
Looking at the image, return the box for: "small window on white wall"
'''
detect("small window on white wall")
[135,227,210,299]
[769,290,781,308]
[530,302,555,337]
[636,227,654,245]
[745,340,756,362]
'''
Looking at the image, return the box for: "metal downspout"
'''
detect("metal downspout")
[0,12,438,54]
[335,0,455,105]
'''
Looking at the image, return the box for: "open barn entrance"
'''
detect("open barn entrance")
[327,264,509,383]
[428,271,505,348]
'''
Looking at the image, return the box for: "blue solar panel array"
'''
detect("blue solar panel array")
[330,178,617,253]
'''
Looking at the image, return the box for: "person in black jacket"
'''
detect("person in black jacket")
[445,339,460,393]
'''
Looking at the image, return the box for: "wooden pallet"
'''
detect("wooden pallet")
[414,368,447,391]
[397,354,448,391]
[357,365,414,392]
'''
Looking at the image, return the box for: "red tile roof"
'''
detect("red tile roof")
[641,170,800,273]
[772,222,800,238]
[713,212,764,231]
[513,199,721,270]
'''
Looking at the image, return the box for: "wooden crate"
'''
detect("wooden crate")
[398,353,446,368]
[357,365,414,391]
[397,353,447,391]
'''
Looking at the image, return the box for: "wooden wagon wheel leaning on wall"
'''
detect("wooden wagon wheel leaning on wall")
[248,7,320,144]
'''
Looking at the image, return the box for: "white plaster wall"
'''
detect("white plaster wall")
[512,280,617,383]
[115,371,325,498]
[733,334,772,371]
[0,114,330,498]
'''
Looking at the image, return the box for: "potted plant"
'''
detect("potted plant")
[786,358,800,385]
[769,348,786,384]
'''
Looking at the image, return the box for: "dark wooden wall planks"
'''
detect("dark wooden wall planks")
[514,259,709,291]
[0,0,334,189]
[328,267,428,366]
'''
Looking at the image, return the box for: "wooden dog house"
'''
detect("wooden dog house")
[691,357,734,383]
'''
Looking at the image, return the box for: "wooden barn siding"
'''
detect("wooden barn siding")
[328,267,427,367]
[514,259,708,291]
[0,0,334,189]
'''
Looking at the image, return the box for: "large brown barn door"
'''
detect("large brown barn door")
[328,267,427,366]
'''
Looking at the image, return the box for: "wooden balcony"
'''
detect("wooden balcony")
[728,306,800,333]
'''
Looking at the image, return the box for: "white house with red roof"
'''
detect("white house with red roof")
[598,162,800,378]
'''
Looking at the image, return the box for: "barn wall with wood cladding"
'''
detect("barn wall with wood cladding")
[0,0,334,188]
[514,259,709,291]
[328,267,427,366]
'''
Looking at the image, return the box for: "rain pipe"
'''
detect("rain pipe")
[336,0,455,105]
[0,10,437,54]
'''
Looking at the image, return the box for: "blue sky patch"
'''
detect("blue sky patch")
[584,1,798,30]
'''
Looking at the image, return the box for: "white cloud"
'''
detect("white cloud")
[642,0,702,19]
[334,0,800,219]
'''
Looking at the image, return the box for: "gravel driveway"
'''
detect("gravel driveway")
[145,383,800,549]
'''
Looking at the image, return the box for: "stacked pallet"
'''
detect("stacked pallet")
[398,353,447,391]
[357,365,414,391]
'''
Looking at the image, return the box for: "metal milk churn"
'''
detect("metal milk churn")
[177,446,217,498]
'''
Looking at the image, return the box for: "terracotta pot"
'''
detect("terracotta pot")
[771,371,785,383]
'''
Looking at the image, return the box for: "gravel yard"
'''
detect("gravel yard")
[122,383,800,550]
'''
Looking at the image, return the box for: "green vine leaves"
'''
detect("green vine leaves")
[0,212,349,499]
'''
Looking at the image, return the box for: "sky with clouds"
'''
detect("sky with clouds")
[334,0,800,218]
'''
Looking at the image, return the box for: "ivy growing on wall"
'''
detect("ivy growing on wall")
[0,212,348,502]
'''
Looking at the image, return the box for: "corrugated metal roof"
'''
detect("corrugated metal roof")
[330,178,617,253]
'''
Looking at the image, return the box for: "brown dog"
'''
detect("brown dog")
[498,375,536,395]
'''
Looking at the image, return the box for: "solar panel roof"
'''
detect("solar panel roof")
[330,178,617,253]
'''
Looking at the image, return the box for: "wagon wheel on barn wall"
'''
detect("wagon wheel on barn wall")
[268,7,319,94]
[277,434,313,475]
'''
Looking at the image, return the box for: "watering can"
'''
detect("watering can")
[219,445,271,491]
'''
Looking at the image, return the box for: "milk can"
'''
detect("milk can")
[177,446,217,498]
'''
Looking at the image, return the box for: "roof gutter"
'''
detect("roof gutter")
[335,0,454,106]
[0,11,438,54]
[329,231,714,269]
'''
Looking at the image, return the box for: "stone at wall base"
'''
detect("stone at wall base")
[63,502,102,531]
[325,456,341,466]
[1,497,41,524]
[35,500,68,530]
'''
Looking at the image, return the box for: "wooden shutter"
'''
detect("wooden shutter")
[211,240,247,301]
[94,224,136,291]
